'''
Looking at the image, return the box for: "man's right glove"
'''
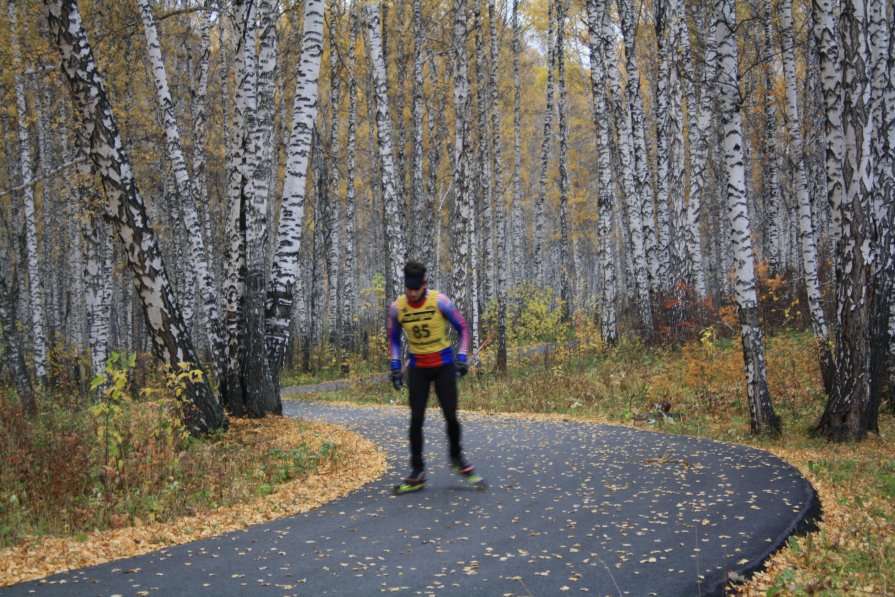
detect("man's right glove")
[390,360,403,391]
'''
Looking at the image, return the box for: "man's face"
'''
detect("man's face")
[405,280,427,302]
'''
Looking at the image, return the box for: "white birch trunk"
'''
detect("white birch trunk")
[882,0,895,395]
[10,0,47,382]
[653,1,673,291]
[46,0,224,433]
[812,0,846,241]
[84,214,112,381]
[762,0,784,272]
[341,10,359,361]
[715,0,781,435]
[683,12,714,299]
[137,0,227,385]
[254,0,279,250]
[666,0,687,287]
[191,7,212,264]
[818,0,878,441]
[222,6,248,413]
[364,4,406,300]
[451,0,472,311]
[424,46,443,274]
[489,0,508,372]
[867,0,892,416]
[556,0,571,320]
[266,0,325,372]
[585,0,618,345]
[779,0,835,390]
[326,1,342,346]
[618,0,660,293]
[534,0,556,285]
[411,0,426,264]
[78,129,112,380]
[469,0,484,361]
[474,0,494,310]
[0,274,35,415]
[391,0,408,225]
[35,84,62,348]
[511,0,524,288]
[604,4,654,335]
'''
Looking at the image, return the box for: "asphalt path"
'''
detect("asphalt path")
[2,400,818,597]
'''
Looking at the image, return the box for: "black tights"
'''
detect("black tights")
[407,364,461,470]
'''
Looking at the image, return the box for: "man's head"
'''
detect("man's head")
[403,261,428,301]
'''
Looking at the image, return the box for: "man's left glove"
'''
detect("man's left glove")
[455,354,468,378]
[390,360,404,391]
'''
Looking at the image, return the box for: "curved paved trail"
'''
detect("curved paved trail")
[2,400,817,597]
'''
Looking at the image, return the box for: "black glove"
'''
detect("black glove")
[390,368,404,391]
[455,356,468,378]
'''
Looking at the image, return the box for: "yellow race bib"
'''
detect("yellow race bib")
[396,291,452,355]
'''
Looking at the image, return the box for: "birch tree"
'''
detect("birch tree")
[266,0,325,374]
[817,0,884,440]
[364,4,406,300]
[881,0,895,401]
[10,0,47,382]
[682,9,715,299]
[866,0,893,424]
[585,0,618,345]
[778,0,835,392]
[424,45,442,274]
[653,0,674,292]
[715,0,781,435]
[474,0,493,310]
[137,0,227,386]
[326,0,343,347]
[451,0,472,311]
[556,0,571,321]
[340,9,359,366]
[813,0,845,240]
[489,0,508,372]
[46,0,225,434]
[604,1,654,335]
[410,0,425,264]
[665,0,686,290]
[761,0,784,272]
[189,5,212,252]
[618,0,660,294]
[83,215,112,381]
[533,0,556,284]
[222,7,249,414]
[79,134,113,381]
[0,274,35,416]
[511,0,524,288]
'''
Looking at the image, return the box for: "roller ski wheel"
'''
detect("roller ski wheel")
[393,470,426,495]
[453,461,487,492]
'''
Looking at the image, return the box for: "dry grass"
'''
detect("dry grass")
[0,415,386,587]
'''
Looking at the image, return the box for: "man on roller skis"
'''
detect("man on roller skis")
[387,260,484,494]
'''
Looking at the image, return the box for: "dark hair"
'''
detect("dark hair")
[404,261,427,278]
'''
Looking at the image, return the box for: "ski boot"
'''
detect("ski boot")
[452,458,486,491]
[393,469,427,495]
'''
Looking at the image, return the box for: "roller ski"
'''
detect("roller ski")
[393,469,427,495]
[453,458,487,491]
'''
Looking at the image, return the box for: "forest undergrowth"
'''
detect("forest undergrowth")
[0,354,343,551]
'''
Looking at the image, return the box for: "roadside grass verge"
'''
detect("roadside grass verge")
[0,379,341,550]
[286,330,895,596]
